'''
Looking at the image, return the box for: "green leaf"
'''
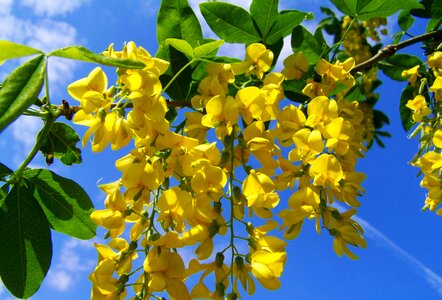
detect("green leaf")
[0,162,12,178]
[282,80,309,103]
[330,0,424,20]
[202,56,242,64]
[378,54,423,82]
[411,0,442,19]
[194,40,224,58]
[0,41,43,64]
[0,183,8,208]
[200,2,261,44]
[48,46,145,69]
[345,85,365,101]
[165,38,195,59]
[0,55,46,133]
[38,122,82,166]
[399,84,416,131]
[23,168,96,240]
[398,10,415,31]
[0,183,52,298]
[250,0,279,39]
[158,46,193,101]
[291,26,323,65]
[265,10,313,45]
[157,0,203,47]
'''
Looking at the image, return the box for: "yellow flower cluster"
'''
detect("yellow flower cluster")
[69,41,369,299]
[408,51,442,216]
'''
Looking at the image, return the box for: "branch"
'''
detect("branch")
[351,30,442,74]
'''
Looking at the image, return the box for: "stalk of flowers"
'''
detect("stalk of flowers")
[70,40,371,299]
[407,51,442,216]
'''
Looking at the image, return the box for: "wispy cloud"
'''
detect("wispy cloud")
[45,238,95,292]
[20,0,91,17]
[334,203,442,297]
[354,215,442,297]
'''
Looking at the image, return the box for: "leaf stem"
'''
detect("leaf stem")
[9,115,56,183]
[161,59,195,93]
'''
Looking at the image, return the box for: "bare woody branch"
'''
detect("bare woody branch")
[351,29,442,74]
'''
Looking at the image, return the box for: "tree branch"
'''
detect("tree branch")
[351,30,442,74]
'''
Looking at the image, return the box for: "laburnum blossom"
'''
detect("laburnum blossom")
[401,65,421,84]
[322,117,355,156]
[201,95,239,139]
[143,244,191,300]
[305,96,339,128]
[68,67,109,114]
[242,169,280,218]
[232,43,273,79]
[157,186,190,233]
[309,153,345,189]
[323,208,366,259]
[243,121,279,175]
[430,76,442,101]
[74,107,133,152]
[187,253,230,299]
[316,57,355,88]
[427,51,442,76]
[279,186,321,239]
[406,94,431,122]
[94,238,138,276]
[89,258,126,300]
[281,52,309,80]
[272,104,306,147]
[250,237,287,290]
[233,256,255,297]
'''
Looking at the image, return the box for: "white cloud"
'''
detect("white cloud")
[0,0,13,16]
[20,0,90,17]
[44,238,95,292]
[334,204,442,297]
[355,215,442,297]
[11,115,43,153]
[46,270,74,292]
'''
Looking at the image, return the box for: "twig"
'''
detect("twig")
[351,30,442,74]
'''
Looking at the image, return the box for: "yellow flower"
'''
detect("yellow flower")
[272,104,306,147]
[143,247,191,300]
[89,258,126,300]
[289,128,324,162]
[157,187,189,233]
[201,95,239,139]
[184,111,208,143]
[332,225,367,260]
[305,96,339,128]
[281,52,309,80]
[316,57,355,87]
[433,129,442,148]
[250,250,286,290]
[233,256,255,297]
[191,162,227,199]
[406,95,431,122]
[322,117,355,156]
[430,76,442,101]
[427,51,442,76]
[68,67,109,114]
[242,169,280,218]
[232,43,273,79]
[236,86,266,125]
[309,154,344,189]
[401,65,420,84]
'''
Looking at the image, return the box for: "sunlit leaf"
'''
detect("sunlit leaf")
[48,46,145,69]
[0,55,46,133]
[0,41,43,64]
[200,2,261,44]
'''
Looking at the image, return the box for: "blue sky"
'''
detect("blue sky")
[1,0,442,299]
